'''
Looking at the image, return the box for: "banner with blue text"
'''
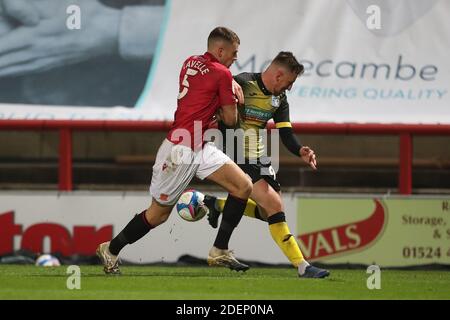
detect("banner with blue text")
[0,0,449,123]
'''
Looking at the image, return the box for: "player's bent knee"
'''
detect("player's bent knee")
[256,193,283,214]
[268,200,283,214]
[233,178,252,199]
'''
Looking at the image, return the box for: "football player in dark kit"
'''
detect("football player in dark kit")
[205,52,330,278]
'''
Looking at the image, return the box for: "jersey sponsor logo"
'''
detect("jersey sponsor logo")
[243,106,273,122]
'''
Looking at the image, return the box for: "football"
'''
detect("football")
[35,254,61,267]
[176,189,208,222]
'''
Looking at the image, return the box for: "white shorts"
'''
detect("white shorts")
[150,139,231,205]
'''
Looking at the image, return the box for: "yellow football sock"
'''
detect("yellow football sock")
[216,197,259,219]
[216,198,226,212]
[269,221,305,268]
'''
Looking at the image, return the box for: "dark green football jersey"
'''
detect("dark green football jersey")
[233,72,292,159]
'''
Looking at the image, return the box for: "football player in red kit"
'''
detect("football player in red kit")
[97,27,253,274]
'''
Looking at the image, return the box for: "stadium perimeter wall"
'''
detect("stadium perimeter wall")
[0,191,448,268]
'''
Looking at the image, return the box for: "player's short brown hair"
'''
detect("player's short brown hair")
[208,27,240,48]
[272,52,304,75]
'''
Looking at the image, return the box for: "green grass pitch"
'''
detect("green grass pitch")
[0,265,449,300]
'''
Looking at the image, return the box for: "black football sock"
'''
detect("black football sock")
[213,194,247,250]
[109,210,153,255]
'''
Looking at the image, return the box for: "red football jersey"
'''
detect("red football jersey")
[167,52,236,149]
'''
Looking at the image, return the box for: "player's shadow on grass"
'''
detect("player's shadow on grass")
[27,271,249,278]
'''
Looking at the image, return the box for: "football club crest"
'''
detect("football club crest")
[271,95,280,108]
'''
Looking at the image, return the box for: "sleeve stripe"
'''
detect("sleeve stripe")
[275,122,292,129]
